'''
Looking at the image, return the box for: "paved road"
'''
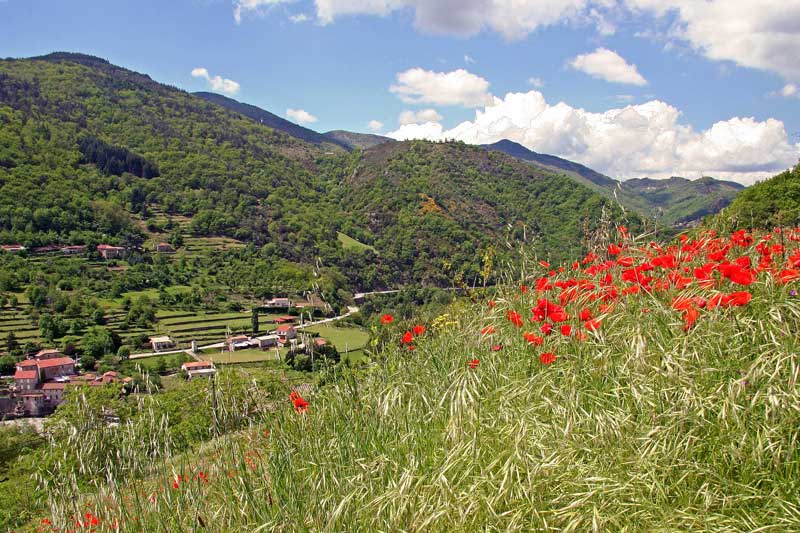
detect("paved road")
[128,306,359,360]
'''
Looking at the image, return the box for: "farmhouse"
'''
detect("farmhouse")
[181,361,217,380]
[154,242,174,253]
[265,297,291,309]
[37,357,76,380]
[13,369,39,391]
[35,348,63,360]
[254,334,280,349]
[274,325,297,344]
[149,335,175,352]
[97,244,125,259]
[61,245,87,255]
[0,244,26,253]
[274,316,296,324]
[226,335,251,352]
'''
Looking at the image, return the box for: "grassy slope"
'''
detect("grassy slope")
[716,164,800,229]
[32,228,800,532]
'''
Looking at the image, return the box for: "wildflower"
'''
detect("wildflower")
[584,319,602,332]
[539,260,550,268]
[380,314,394,325]
[560,324,572,336]
[540,323,553,336]
[488,300,496,308]
[506,310,524,327]
[402,331,414,344]
[491,344,503,351]
[467,359,480,369]
[412,324,426,336]
[290,392,309,413]
[539,352,556,365]
[728,291,753,306]
[523,332,544,346]
[480,325,496,336]
[579,308,592,321]
[520,284,528,294]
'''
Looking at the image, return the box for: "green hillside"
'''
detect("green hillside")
[716,164,800,228]
[7,226,799,531]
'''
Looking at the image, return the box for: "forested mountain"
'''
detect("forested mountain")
[0,52,640,294]
[194,91,350,151]
[716,164,800,228]
[483,139,745,226]
[324,130,394,150]
[623,176,744,226]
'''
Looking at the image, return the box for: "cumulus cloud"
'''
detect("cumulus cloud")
[289,13,309,22]
[314,0,602,40]
[286,108,318,124]
[628,0,800,82]
[569,48,648,86]
[309,1,800,82]
[390,68,493,107]
[368,120,384,131]
[191,67,241,96]
[464,54,476,64]
[399,109,443,125]
[781,84,798,98]
[387,90,798,184]
[233,0,290,23]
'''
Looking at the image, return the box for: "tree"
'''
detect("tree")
[39,313,66,341]
[82,326,120,360]
[5,331,18,353]
[0,355,16,375]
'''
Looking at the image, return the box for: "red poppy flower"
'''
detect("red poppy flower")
[579,308,592,321]
[481,325,496,336]
[506,310,524,327]
[728,291,753,306]
[539,260,551,268]
[402,331,414,344]
[380,314,394,325]
[467,359,480,369]
[520,284,528,294]
[539,352,556,365]
[412,324,426,336]
[560,324,572,336]
[491,344,503,351]
[540,322,553,335]
[488,300,496,308]
[523,332,544,346]
[584,319,602,332]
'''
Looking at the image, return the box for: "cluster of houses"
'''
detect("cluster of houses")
[2,349,130,417]
[1,242,175,258]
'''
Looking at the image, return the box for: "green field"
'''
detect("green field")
[302,324,369,352]
[199,347,284,364]
[336,232,375,253]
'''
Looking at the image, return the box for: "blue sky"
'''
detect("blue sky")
[1,0,798,183]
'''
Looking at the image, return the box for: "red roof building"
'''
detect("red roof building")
[13,369,39,391]
[97,244,125,259]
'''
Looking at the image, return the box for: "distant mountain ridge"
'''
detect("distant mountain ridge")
[194,91,350,151]
[483,139,745,226]
[324,130,394,150]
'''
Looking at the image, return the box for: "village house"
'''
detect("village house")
[97,244,125,259]
[0,244,26,253]
[60,245,87,255]
[225,335,252,352]
[181,361,217,380]
[13,369,39,391]
[273,325,297,344]
[265,297,291,309]
[42,382,67,404]
[154,242,174,253]
[35,348,63,360]
[254,334,280,349]
[37,357,76,380]
[273,315,296,325]
[149,335,175,352]
[20,392,46,416]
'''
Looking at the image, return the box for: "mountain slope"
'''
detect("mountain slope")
[714,164,800,228]
[194,91,349,151]
[622,176,744,227]
[324,130,394,150]
[484,139,746,226]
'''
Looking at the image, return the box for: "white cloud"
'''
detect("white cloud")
[399,109,443,125]
[569,48,648,86]
[289,13,309,22]
[528,77,544,88]
[627,0,800,82]
[781,84,798,98]
[390,68,493,107]
[286,108,318,124]
[368,120,384,131]
[464,54,476,64]
[387,90,799,185]
[191,67,241,96]
[314,0,602,40]
[233,0,290,23]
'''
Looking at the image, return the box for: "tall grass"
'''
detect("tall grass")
[28,229,800,531]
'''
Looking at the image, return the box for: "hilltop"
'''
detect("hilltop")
[716,163,800,228]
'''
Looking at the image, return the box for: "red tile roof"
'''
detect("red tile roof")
[182,361,214,369]
[14,370,38,380]
[35,348,62,358]
[17,359,38,368]
[36,357,75,369]
[42,382,67,390]
[275,325,295,332]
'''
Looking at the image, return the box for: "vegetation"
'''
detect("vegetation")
[717,163,800,229]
